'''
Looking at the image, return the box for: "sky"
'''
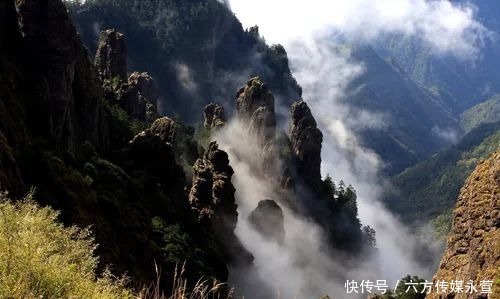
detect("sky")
[229,0,489,58]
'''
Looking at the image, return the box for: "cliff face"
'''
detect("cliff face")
[0,0,108,193]
[290,101,323,194]
[189,141,253,265]
[189,141,238,231]
[95,29,128,82]
[14,0,109,153]
[236,77,276,147]
[428,151,500,299]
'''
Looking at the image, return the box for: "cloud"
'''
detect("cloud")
[174,62,199,96]
[229,0,490,58]
[432,126,460,144]
[220,0,489,297]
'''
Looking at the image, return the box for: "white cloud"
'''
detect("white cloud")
[229,0,489,58]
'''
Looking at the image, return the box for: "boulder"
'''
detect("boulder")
[249,199,285,243]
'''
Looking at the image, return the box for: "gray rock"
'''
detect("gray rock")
[290,101,323,193]
[95,29,128,82]
[249,199,285,243]
[204,103,226,129]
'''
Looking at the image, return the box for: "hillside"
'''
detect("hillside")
[460,94,500,133]
[427,151,500,299]
[346,45,458,174]
[373,0,500,115]
[382,121,500,228]
[67,0,302,123]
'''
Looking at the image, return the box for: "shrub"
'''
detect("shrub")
[0,191,133,299]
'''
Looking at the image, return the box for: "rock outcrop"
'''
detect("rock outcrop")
[249,199,285,243]
[149,117,176,144]
[95,28,128,82]
[115,72,160,122]
[204,103,226,129]
[128,118,181,181]
[428,151,500,299]
[236,77,276,146]
[234,77,286,178]
[189,141,238,233]
[189,141,253,265]
[290,101,323,193]
[96,29,159,122]
[9,0,109,153]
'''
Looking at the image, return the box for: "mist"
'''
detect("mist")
[210,0,488,297]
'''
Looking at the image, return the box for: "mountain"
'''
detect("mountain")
[67,0,471,176]
[66,0,302,123]
[0,0,370,295]
[382,121,500,232]
[427,150,499,299]
[344,45,458,174]
[0,0,237,286]
[373,0,500,115]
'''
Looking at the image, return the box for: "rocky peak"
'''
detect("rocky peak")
[189,141,237,228]
[236,77,276,145]
[290,101,323,193]
[127,72,160,122]
[249,199,285,243]
[96,29,159,123]
[189,141,252,264]
[128,72,158,102]
[95,28,128,82]
[149,117,176,144]
[428,151,500,299]
[204,103,226,130]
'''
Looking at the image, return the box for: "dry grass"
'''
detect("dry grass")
[137,262,233,299]
[0,191,133,299]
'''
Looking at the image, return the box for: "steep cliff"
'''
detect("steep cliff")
[290,101,323,194]
[95,28,128,82]
[189,141,253,265]
[428,151,500,299]
[1,0,109,155]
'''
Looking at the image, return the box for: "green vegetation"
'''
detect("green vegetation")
[383,121,500,236]
[460,94,500,133]
[0,192,132,299]
[67,0,302,122]
[320,176,370,251]
[372,275,426,299]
